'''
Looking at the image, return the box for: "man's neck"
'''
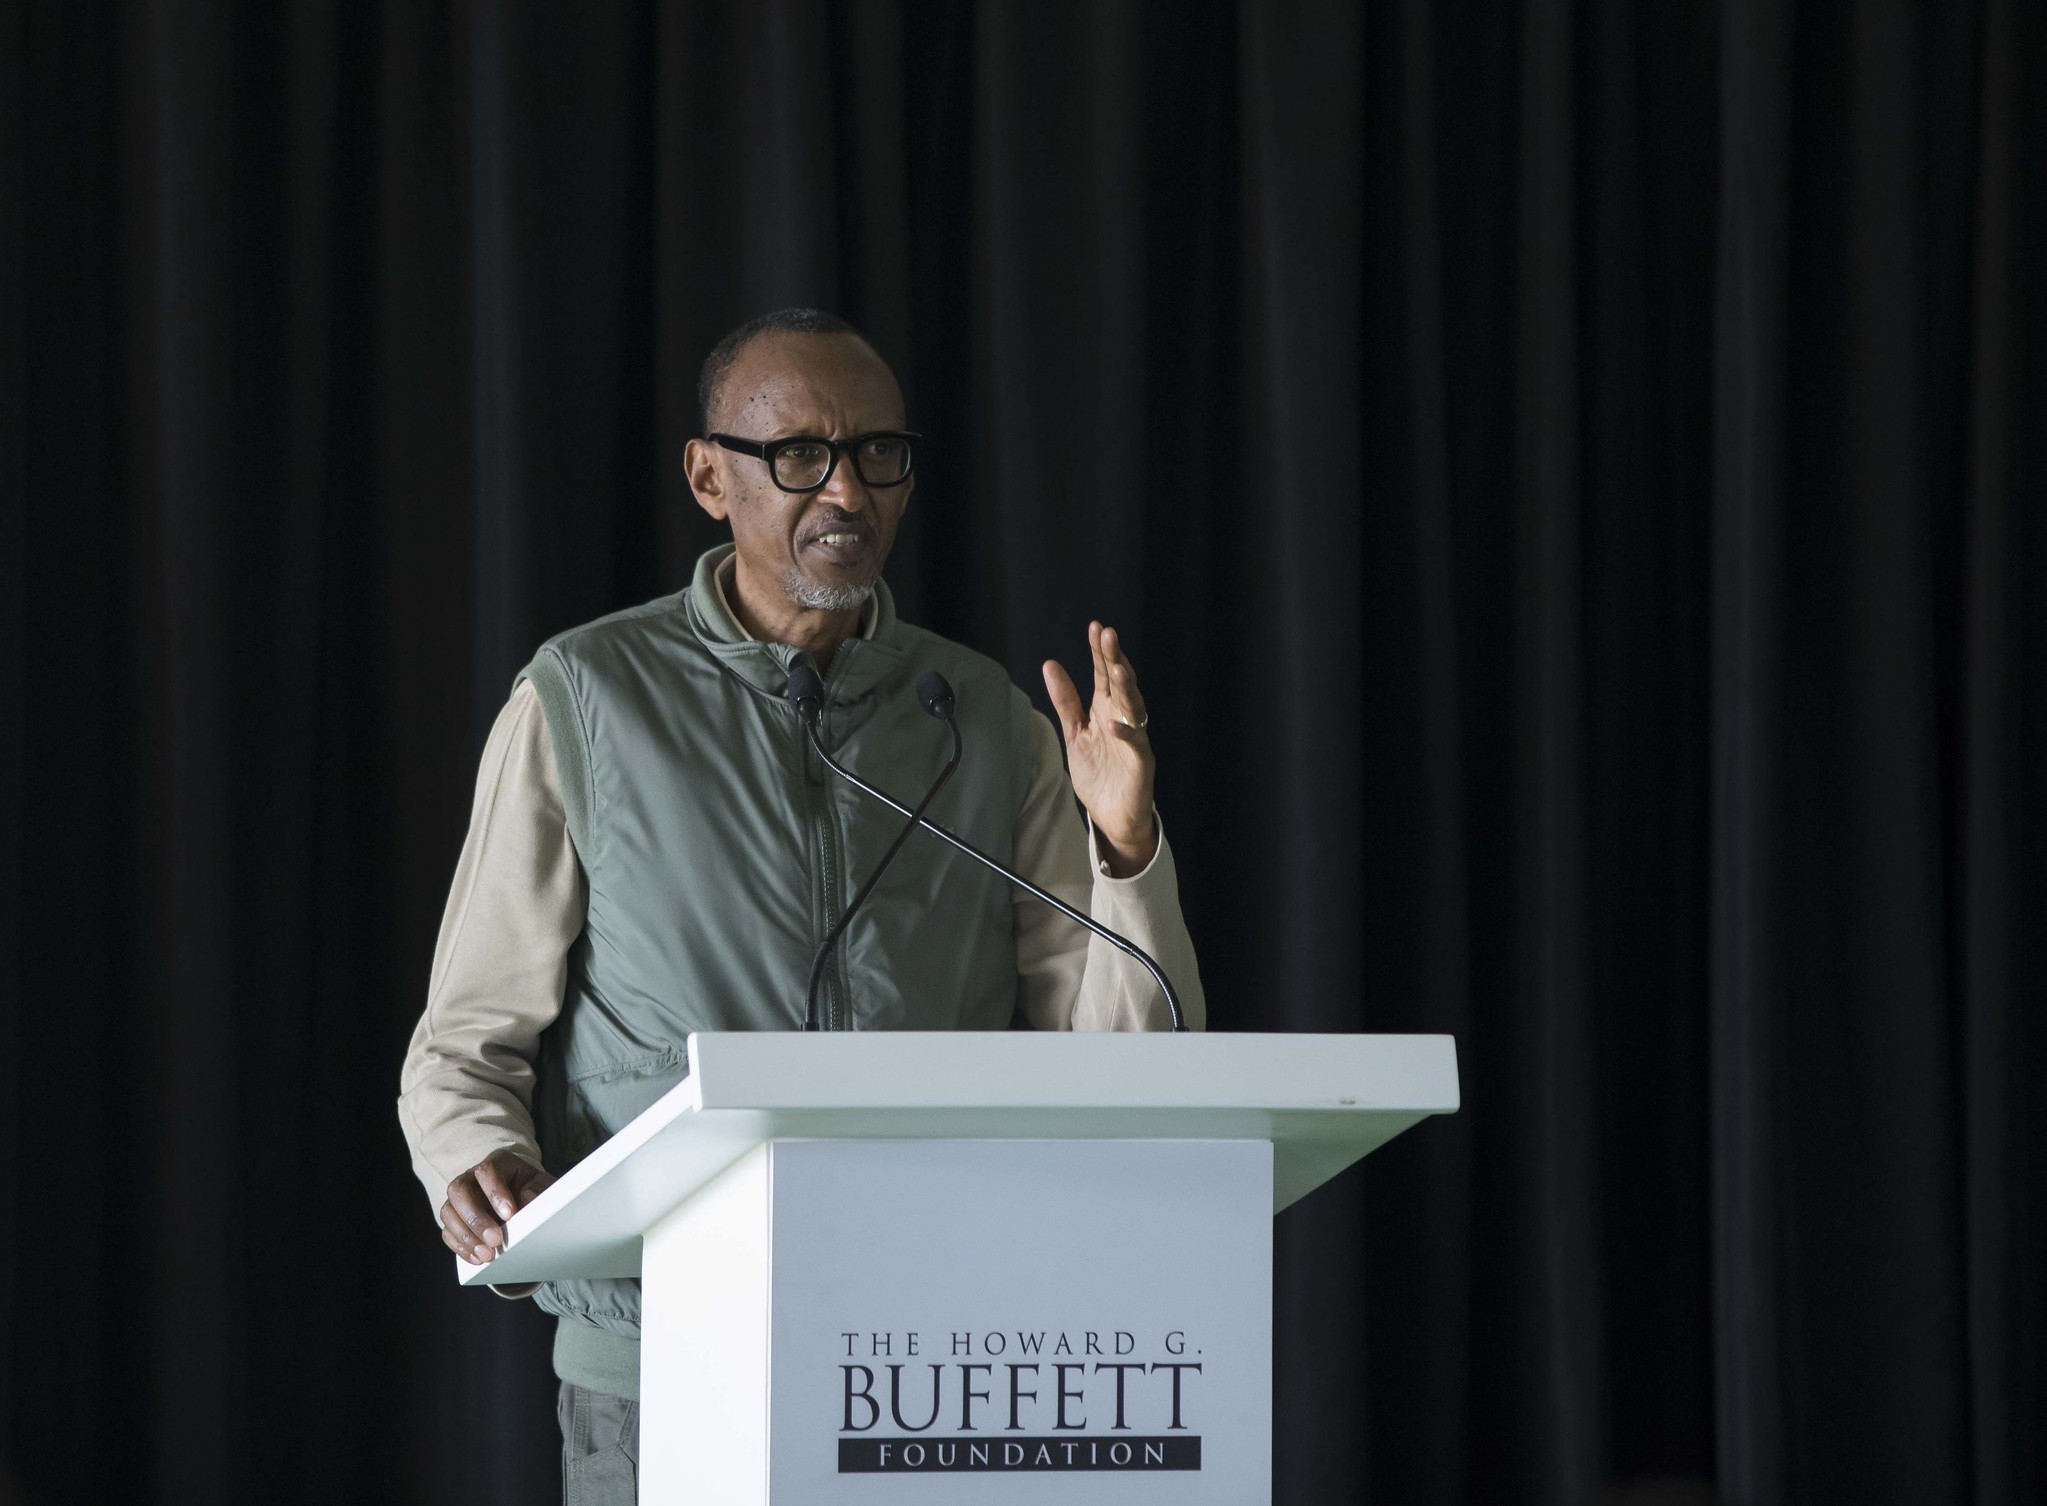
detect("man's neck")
[723,554,866,674]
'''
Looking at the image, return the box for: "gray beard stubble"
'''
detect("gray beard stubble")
[779,566,876,613]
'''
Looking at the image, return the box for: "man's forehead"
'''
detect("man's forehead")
[723,332,903,429]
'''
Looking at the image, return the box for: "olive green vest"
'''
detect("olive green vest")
[516,546,1037,1338]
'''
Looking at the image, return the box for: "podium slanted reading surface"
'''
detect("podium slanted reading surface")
[457,1031,1459,1504]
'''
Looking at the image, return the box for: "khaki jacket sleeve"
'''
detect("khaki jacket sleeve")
[1012,711,1207,1032]
[396,679,586,1215]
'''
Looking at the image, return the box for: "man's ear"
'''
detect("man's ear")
[684,437,730,521]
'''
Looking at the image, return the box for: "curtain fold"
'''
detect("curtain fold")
[3,2,2040,1502]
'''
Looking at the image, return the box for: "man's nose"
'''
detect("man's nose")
[816,446,873,511]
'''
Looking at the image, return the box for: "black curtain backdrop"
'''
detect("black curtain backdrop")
[3,2,2042,1503]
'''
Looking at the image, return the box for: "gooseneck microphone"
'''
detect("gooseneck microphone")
[784,665,1189,1032]
[792,665,962,1031]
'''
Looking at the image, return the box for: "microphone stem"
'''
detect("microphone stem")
[803,717,963,1030]
[801,718,1190,1033]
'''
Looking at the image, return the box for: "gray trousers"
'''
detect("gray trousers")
[557,1382,639,1504]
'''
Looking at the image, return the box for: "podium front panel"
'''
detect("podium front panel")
[766,1138,1272,1504]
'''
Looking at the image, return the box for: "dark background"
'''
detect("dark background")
[3,1,2042,1503]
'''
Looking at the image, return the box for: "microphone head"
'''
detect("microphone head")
[915,670,956,721]
[786,663,825,719]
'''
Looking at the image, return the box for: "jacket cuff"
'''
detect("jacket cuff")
[1085,807,1171,887]
[399,1093,546,1213]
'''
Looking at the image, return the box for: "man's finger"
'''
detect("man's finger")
[474,1158,523,1223]
[1104,658,1145,721]
[446,1176,506,1251]
[440,1221,488,1264]
[1102,625,1137,680]
[443,1203,499,1261]
[440,1202,491,1263]
[1088,622,1110,707]
[1042,660,1086,744]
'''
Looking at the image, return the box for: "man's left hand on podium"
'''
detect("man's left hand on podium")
[441,1148,554,1266]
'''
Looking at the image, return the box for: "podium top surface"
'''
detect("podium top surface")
[458,1031,1458,1287]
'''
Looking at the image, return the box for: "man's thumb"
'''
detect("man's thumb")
[1042,660,1084,741]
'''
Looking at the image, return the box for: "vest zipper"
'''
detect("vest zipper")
[815,769,842,1031]
[810,644,864,1031]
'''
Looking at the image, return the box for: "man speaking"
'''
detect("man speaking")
[397,308,1205,1502]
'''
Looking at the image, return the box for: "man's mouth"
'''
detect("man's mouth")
[804,526,875,565]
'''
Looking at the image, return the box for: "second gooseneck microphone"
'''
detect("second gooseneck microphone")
[790,665,961,1031]
[785,664,1189,1032]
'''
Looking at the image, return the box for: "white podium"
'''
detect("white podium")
[459,1031,1459,1504]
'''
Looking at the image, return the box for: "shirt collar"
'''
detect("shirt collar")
[711,548,879,644]
[684,543,904,704]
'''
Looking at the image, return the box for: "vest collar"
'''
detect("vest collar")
[685,543,906,705]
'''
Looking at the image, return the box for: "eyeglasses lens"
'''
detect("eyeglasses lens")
[769,436,912,491]
[853,436,911,485]
[771,441,834,490]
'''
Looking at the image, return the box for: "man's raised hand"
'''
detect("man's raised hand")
[1042,621,1158,878]
[440,1148,555,1265]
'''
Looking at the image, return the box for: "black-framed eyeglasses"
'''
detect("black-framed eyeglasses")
[709,430,920,493]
